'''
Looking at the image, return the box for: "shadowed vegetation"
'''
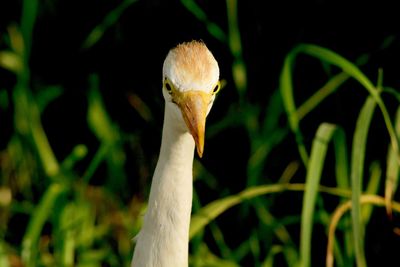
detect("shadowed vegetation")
[0,0,399,266]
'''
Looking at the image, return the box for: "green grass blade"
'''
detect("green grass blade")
[13,0,60,178]
[22,183,68,267]
[209,222,233,260]
[190,192,243,240]
[82,144,109,184]
[298,44,399,172]
[327,195,400,267]
[298,44,375,91]
[382,87,400,103]
[180,0,227,43]
[190,185,288,241]
[350,96,376,267]
[281,44,400,172]
[0,241,10,267]
[87,75,119,143]
[0,90,9,110]
[385,106,400,215]
[0,50,22,73]
[280,49,309,166]
[298,123,341,267]
[189,182,351,240]
[13,85,60,177]
[333,124,353,266]
[81,0,139,49]
[247,90,288,187]
[254,200,299,265]
[35,85,63,113]
[189,243,239,267]
[61,229,75,267]
[226,0,247,99]
[262,246,283,267]
[86,75,126,190]
[333,126,349,190]
[332,122,351,263]
[363,162,381,221]
[20,0,38,62]
[30,109,60,177]
[296,72,350,121]
[61,144,88,170]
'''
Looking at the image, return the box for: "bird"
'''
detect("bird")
[131,40,221,267]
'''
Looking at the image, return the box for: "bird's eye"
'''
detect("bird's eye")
[165,81,173,94]
[212,82,221,94]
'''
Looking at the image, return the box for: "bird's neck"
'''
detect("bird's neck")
[132,106,195,267]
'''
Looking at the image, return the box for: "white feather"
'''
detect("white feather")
[131,41,219,267]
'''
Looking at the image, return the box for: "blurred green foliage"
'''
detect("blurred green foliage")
[1,0,400,267]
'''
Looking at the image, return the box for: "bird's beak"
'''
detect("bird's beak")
[176,91,210,158]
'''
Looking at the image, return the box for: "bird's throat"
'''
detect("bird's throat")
[131,106,195,267]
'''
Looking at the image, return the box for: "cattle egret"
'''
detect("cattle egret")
[131,41,221,267]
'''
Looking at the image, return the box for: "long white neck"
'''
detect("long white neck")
[131,105,195,267]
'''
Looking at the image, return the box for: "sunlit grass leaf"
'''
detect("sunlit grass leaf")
[298,44,399,169]
[189,243,239,267]
[331,162,381,267]
[280,44,399,266]
[281,44,400,172]
[327,195,400,267]
[190,192,242,240]
[363,162,381,221]
[87,75,119,143]
[0,242,10,267]
[262,246,283,267]
[10,0,59,178]
[190,182,351,241]
[0,187,12,207]
[22,183,68,267]
[208,222,233,260]
[13,81,59,179]
[296,72,349,121]
[192,185,350,265]
[58,204,79,266]
[280,50,309,166]
[385,106,400,215]
[298,123,344,267]
[350,96,376,267]
[77,249,109,267]
[61,144,88,170]
[232,60,247,97]
[190,185,291,245]
[0,51,22,73]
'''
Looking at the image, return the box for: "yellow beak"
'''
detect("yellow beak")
[176,91,210,158]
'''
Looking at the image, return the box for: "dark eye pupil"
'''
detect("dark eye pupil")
[213,84,220,93]
[165,83,172,92]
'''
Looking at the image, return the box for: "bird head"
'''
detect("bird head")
[162,41,220,158]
